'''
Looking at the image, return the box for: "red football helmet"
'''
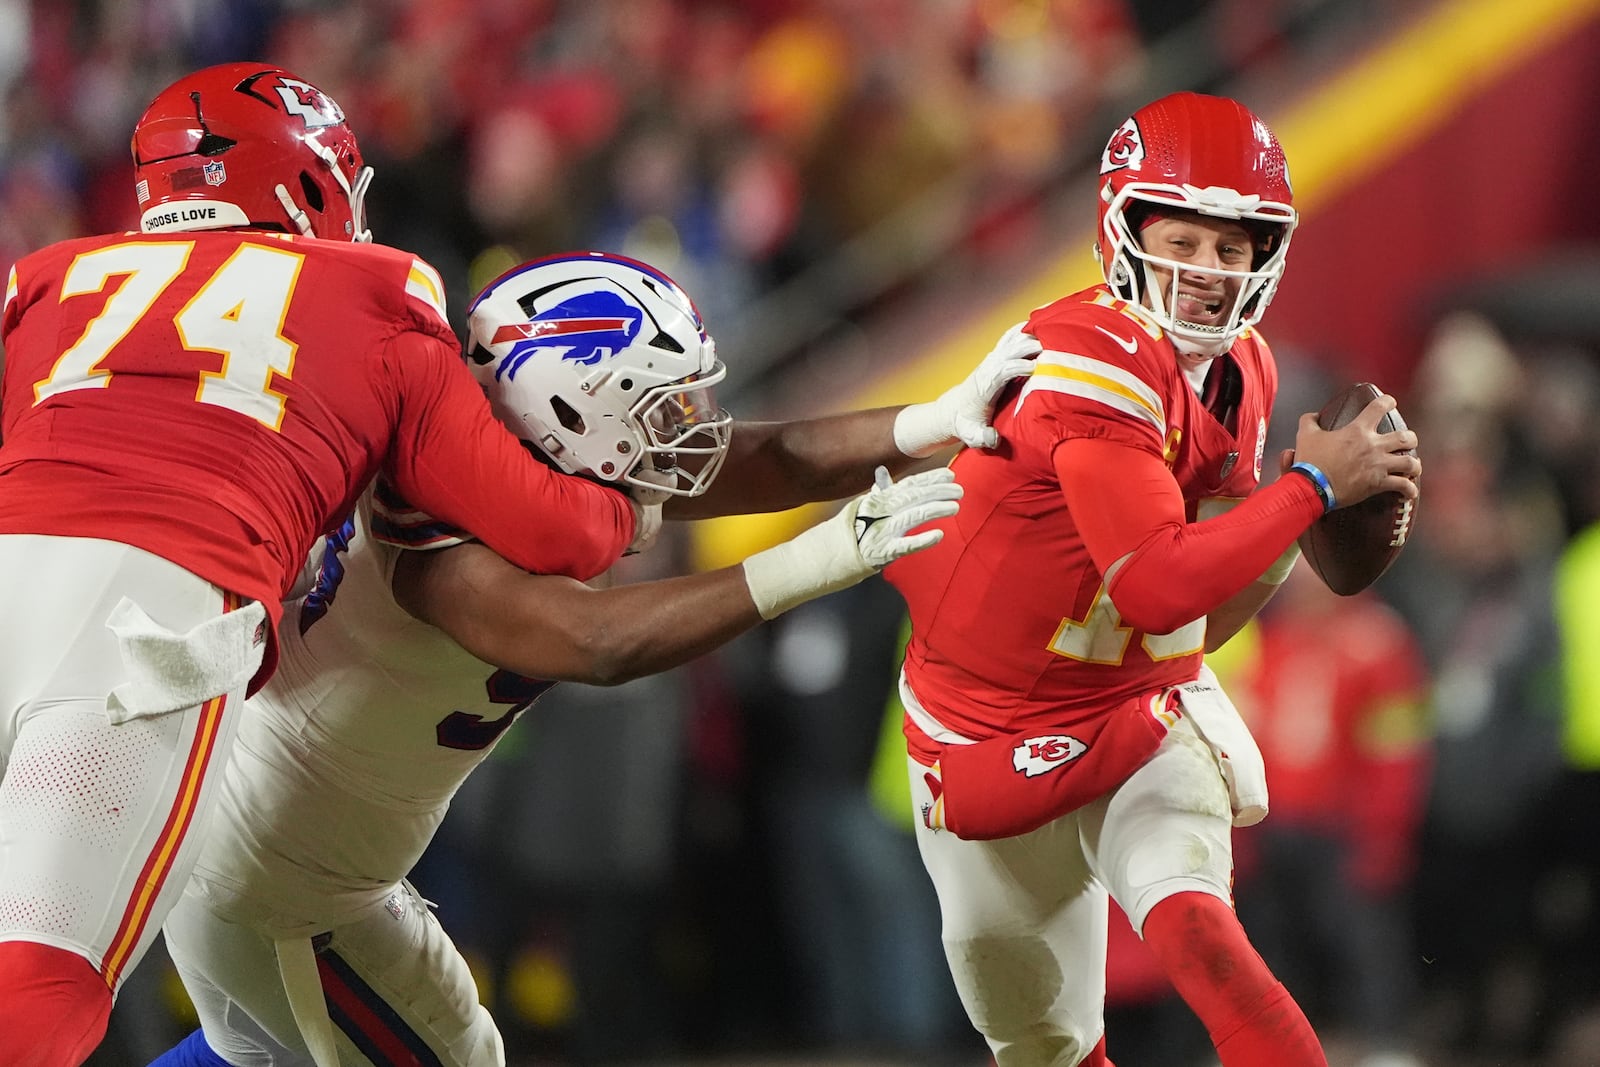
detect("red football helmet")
[131,63,372,242]
[1096,91,1296,355]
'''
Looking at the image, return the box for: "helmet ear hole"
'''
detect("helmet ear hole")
[550,395,587,435]
[299,171,324,212]
[648,331,683,354]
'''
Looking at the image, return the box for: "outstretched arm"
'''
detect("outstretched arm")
[394,542,762,686]
[670,408,908,519]
[670,323,1038,519]
[393,468,962,685]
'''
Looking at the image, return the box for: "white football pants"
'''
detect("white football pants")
[909,714,1237,1067]
[163,878,503,1066]
[0,534,255,994]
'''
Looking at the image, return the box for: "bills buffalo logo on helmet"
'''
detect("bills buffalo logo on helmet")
[1012,734,1089,778]
[490,287,643,381]
[1100,118,1145,174]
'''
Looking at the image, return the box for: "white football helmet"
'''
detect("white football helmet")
[466,252,732,497]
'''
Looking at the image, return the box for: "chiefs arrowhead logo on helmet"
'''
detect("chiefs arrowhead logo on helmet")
[1101,118,1145,174]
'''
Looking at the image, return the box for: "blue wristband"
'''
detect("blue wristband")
[1287,461,1336,513]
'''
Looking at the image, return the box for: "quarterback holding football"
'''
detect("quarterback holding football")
[885,91,1421,1067]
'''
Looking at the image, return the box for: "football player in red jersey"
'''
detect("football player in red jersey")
[883,92,1422,1067]
[0,63,650,1065]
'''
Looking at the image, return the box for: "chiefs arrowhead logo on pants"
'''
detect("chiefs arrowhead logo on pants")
[1011,734,1089,777]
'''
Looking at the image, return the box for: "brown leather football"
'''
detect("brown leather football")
[1295,382,1418,596]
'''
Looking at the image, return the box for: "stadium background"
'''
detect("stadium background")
[4,0,1600,1064]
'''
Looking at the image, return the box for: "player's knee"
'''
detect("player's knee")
[985,1036,1100,1067]
[0,940,113,1066]
[447,1004,504,1067]
[1110,822,1233,931]
[945,933,1100,1064]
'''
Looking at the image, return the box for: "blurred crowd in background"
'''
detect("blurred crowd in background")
[2,0,1149,335]
[6,1,1600,1066]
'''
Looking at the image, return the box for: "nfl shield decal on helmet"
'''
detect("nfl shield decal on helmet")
[203,160,226,186]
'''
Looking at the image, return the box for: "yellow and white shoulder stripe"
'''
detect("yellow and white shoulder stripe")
[1022,350,1165,433]
[405,258,448,323]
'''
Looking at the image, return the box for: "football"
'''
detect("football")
[1295,382,1418,596]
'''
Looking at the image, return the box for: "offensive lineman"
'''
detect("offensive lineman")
[0,64,648,1065]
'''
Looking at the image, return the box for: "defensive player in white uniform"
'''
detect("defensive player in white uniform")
[150,251,1038,1067]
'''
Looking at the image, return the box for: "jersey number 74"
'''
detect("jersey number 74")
[35,240,303,431]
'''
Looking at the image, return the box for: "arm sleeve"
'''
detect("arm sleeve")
[1055,437,1324,634]
[383,332,634,581]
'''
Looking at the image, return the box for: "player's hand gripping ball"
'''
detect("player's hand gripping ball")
[1296,382,1418,595]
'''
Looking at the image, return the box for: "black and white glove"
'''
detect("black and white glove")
[891,322,1041,457]
[742,466,962,620]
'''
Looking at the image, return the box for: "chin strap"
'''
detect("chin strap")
[273,184,315,237]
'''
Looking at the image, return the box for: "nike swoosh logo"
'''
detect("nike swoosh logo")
[1095,325,1140,354]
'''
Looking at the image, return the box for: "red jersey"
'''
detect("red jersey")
[0,231,633,681]
[888,285,1277,749]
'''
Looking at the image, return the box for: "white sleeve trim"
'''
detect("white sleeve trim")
[1020,350,1166,433]
[405,258,448,325]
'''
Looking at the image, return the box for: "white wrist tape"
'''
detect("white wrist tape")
[1260,542,1301,585]
[742,501,872,620]
[892,402,948,459]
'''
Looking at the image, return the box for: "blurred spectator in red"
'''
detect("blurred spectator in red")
[1221,563,1432,1067]
[1378,308,1576,1058]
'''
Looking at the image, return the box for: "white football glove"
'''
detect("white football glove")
[742,466,962,620]
[623,468,676,556]
[892,322,1041,457]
